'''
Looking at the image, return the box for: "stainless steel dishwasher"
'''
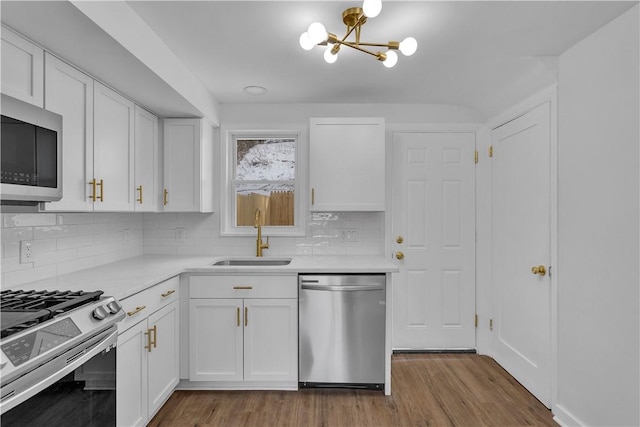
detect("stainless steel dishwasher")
[299,274,385,389]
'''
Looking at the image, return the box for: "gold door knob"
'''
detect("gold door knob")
[531,265,546,276]
[396,251,405,260]
[396,236,404,244]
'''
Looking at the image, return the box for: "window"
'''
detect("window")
[221,129,306,236]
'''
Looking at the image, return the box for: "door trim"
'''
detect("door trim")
[488,85,558,412]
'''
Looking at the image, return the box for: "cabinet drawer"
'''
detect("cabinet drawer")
[189,275,297,299]
[119,276,180,333]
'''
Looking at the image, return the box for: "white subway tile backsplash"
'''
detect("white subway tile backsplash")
[1,212,143,288]
[3,213,56,228]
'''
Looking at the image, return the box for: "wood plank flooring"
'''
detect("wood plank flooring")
[148,353,557,426]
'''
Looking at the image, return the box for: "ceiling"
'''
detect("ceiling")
[1,1,637,120]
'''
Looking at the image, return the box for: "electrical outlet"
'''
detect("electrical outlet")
[340,230,358,242]
[20,241,33,264]
[123,229,131,245]
[176,228,186,242]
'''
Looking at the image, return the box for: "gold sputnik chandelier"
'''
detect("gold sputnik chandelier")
[299,0,417,68]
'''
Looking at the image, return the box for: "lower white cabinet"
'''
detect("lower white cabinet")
[117,277,179,427]
[188,275,297,385]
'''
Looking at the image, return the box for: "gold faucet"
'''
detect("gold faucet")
[254,208,269,257]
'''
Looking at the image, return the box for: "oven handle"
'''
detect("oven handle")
[0,326,118,414]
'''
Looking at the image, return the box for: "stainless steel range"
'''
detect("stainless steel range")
[0,289,124,426]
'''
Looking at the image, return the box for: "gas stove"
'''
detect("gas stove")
[0,289,124,414]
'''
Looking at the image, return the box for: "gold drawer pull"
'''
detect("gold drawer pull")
[161,289,176,298]
[127,305,146,316]
[233,286,253,290]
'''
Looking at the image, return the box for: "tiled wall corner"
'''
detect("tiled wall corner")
[1,212,144,288]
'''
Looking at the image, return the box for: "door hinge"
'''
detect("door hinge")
[489,318,494,331]
[488,145,493,158]
[474,150,479,164]
[475,314,478,328]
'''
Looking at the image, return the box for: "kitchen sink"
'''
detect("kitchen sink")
[211,258,292,266]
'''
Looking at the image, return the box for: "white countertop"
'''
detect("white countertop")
[11,255,398,301]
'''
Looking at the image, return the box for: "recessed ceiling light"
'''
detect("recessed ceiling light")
[243,86,267,96]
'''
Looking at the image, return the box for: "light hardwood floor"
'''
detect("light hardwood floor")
[149,353,557,426]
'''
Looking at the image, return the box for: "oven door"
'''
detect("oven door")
[1,326,118,427]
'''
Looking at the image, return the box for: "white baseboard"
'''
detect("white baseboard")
[553,403,585,426]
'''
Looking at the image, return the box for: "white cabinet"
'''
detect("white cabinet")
[93,82,135,211]
[117,277,179,427]
[43,55,135,212]
[163,118,215,212]
[43,53,94,211]
[1,25,44,106]
[134,106,159,212]
[188,275,297,385]
[309,117,385,211]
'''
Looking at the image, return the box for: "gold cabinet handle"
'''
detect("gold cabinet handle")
[89,179,97,202]
[396,251,405,260]
[245,307,248,327]
[311,188,315,205]
[136,185,143,204]
[233,286,253,290]
[161,289,176,298]
[144,325,157,352]
[531,265,547,276]
[127,305,146,316]
[163,189,168,206]
[237,307,240,327]
[97,179,104,202]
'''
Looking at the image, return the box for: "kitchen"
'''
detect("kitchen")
[0,1,638,426]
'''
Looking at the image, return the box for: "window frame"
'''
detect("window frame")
[220,127,307,237]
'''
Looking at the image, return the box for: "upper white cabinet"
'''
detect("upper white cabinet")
[1,25,44,107]
[43,53,94,212]
[134,106,159,212]
[93,82,135,211]
[163,118,215,212]
[309,117,386,211]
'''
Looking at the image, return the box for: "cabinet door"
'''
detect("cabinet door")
[189,299,243,381]
[163,119,201,211]
[134,106,159,212]
[117,321,148,427]
[310,117,385,211]
[43,53,94,212]
[94,82,135,211]
[147,301,179,417]
[243,299,298,382]
[1,26,43,106]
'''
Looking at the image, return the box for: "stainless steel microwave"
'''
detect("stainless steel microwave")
[1,94,62,202]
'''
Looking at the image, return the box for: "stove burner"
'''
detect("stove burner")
[0,290,103,338]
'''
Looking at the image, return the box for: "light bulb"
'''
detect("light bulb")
[324,45,338,64]
[382,50,398,68]
[299,32,315,50]
[399,37,418,56]
[363,0,382,18]
[307,22,328,45]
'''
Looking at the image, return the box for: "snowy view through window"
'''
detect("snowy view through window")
[235,138,296,226]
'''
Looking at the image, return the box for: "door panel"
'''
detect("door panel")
[392,132,476,349]
[491,102,551,406]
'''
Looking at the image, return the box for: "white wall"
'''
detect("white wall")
[1,212,143,288]
[556,6,639,426]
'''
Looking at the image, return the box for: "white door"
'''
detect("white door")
[93,82,135,211]
[43,53,94,212]
[116,321,148,427]
[243,299,297,382]
[134,106,159,212]
[189,299,243,381]
[491,102,551,406]
[147,301,179,416]
[163,119,201,211]
[392,132,476,349]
